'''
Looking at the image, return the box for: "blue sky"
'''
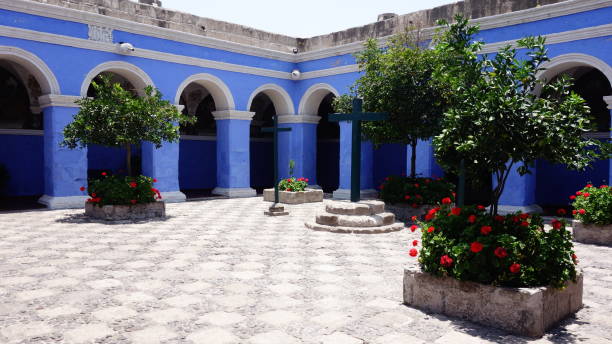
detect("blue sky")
[162,0,459,37]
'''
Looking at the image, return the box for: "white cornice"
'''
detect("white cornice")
[277,115,321,124]
[0,25,292,80]
[301,65,360,80]
[38,94,81,108]
[212,110,256,121]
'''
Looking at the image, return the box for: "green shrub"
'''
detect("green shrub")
[379,176,455,207]
[278,177,308,192]
[82,173,160,206]
[412,202,577,289]
[571,183,612,225]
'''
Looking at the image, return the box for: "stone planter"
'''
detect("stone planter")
[85,201,165,221]
[385,203,433,222]
[263,188,323,204]
[572,220,612,246]
[403,270,583,337]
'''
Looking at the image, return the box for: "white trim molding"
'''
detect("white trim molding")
[246,84,295,115]
[38,195,89,209]
[38,94,81,109]
[174,73,236,111]
[604,96,612,109]
[212,187,257,198]
[301,65,360,80]
[212,110,256,121]
[536,53,612,95]
[80,61,155,97]
[298,83,340,115]
[277,115,321,124]
[0,45,61,94]
[0,129,44,136]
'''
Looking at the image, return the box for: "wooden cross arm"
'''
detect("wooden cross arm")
[262,127,292,133]
[328,112,389,122]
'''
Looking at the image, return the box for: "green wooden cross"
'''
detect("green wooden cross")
[329,98,388,202]
[262,115,291,205]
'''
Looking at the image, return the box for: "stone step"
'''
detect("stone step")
[316,212,396,227]
[305,221,404,234]
[325,200,385,216]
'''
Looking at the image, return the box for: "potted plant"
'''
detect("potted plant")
[62,74,194,220]
[570,183,612,245]
[263,161,323,204]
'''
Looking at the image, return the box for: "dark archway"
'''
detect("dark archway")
[316,93,340,193]
[249,93,275,193]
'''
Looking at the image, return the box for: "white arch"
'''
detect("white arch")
[174,73,235,111]
[298,83,339,115]
[80,61,154,97]
[536,53,612,95]
[0,46,60,95]
[246,83,295,115]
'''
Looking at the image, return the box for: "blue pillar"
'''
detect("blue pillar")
[38,95,88,209]
[495,163,541,214]
[333,121,376,199]
[278,115,319,184]
[406,138,444,178]
[211,110,256,197]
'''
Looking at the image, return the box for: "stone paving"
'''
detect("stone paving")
[0,197,611,343]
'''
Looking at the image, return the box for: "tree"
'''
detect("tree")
[432,16,610,215]
[62,74,195,176]
[336,28,446,178]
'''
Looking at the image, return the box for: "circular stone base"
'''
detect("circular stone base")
[304,221,404,234]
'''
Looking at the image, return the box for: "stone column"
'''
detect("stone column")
[277,115,320,184]
[605,96,612,185]
[333,121,377,199]
[38,95,88,209]
[211,110,257,197]
[495,163,542,214]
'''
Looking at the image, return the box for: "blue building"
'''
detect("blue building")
[0,0,610,211]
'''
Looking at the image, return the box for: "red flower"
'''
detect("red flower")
[427,226,435,233]
[101,172,107,176]
[91,193,97,197]
[509,263,521,274]
[129,182,137,188]
[450,207,461,216]
[494,215,505,222]
[551,219,562,230]
[583,192,590,197]
[79,186,86,192]
[440,255,453,267]
[414,183,419,188]
[494,247,508,258]
[411,216,418,222]
[305,178,309,182]
[409,225,418,232]
[569,195,576,200]
[412,240,419,246]
[287,188,292,192]
[441,197,452,204]
[578,209,586,215]
[512,216,520,223]
[571,253,578,264]
[572,210,577,215]
[130,199,137,205]
[520,221,530,227]
[477,205,486,210]
[586,184,593,188]
[404,195,411,200]
[468,215,477,223]
[519,213,530,220]
[557,208,567,216]
[470,241,483,253]
[409,248,418,257]
[576,191,582,196]
[425,213,434,221]
[480,225,492,235]
[600,185,608,189]
[153,178,158,183]
[151,187,162,200]
[411,203,418,208]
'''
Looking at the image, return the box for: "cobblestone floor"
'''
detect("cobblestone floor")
[1,197,611,343]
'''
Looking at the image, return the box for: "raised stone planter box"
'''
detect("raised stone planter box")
[85,201,165,221]
[573,220,612,246]
[263,188,323,204]
[403,270,583,337]
[385,203,434,222]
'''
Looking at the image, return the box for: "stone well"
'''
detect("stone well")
[403,270,583,337]
[263,188,323,204]
[305,200,404,234]
[573,220,612,246]
[85,202,165,221]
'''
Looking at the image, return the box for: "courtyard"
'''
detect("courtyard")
[0,198,611,343]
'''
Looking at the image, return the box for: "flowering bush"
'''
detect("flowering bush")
[571,184,612,225]
[379,176,455,207]
[278,177,308,192]
[82,173,161,206]
[410,201,577,289]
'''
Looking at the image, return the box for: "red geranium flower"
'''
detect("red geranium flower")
[480,225,492,235]
[494,215,505,222]
[101,172,107,176]
[404,195,411,200]
[153,178,158,183]
[583,192,590,197]
[409,249,418,257]
[427,226,435,233]
[571,253,578,264]
[450,207,461,216]
[440,255,453,267]
[414,183,419,188]
[519,213,530,220]
[494,247,508,258]
[470,241,483,253]
[572,210,577,215]
[441,197,452,204]
[79,186,86,192]
[600,185,608,189]
[425,213,434,221]
[557,208,566,216]
[576,191,582,196]
[305,178,309,182]
[412,240,419,247]
[520,221,530,227]
[586,184,593,188]
[411,216,418,222]
[551,219,562,230]
[130,199,137,204]
[409,225,418,232]
[509,263,521,274]
[578,209,586,215]
[477,205,486,210]
[411,203,418,208]
[468,215,477,223]
[91,193,97,197]
[129,182,137,188]
[569,195,576,200]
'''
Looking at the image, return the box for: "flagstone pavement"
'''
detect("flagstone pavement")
[1,197,612,344]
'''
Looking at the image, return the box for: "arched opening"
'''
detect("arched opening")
[316,93,340,193]
[249,92,275,193]
[177,82,217,198]
[0,60,46,209]
[536,65,612,211]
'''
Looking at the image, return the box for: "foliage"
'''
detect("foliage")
[289,159,296,177]
[571,183,612,225]
[82,173,161,206]
[379,176,455,206]
[411,201,578,288]
[334,27,447,178]
[432,15,610,214]
[62,74,195,175]
[0,164,9,192]
[278,177,308,192]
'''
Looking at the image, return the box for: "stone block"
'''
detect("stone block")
[572,220,612,246]
[385,204,433,222]
[325,200,385,215]
[403,270,583,337]
[263,189,324,204]
[85,202,165,221]
[334,213,395,227]
[304,221,404,234]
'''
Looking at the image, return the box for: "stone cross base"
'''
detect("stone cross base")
[305,200,404,234]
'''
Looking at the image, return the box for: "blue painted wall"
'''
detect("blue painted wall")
[87,144,141,173]
[374,144,407,187]
[179,139,216,190]
[0,134,44,196]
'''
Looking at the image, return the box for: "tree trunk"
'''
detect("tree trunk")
[126,144,132,177]
[410,139,417,179]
